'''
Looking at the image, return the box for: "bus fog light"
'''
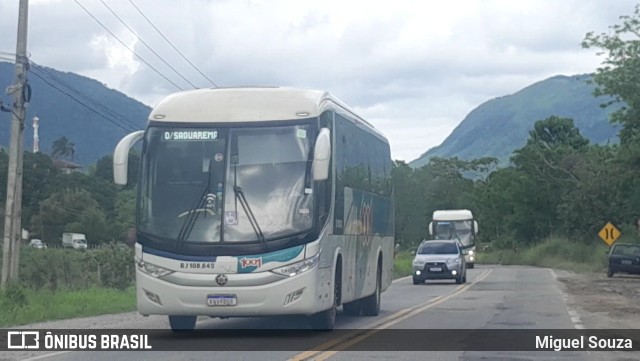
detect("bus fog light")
[144,289,162,305]
[272,254,319,277]
[470,256,474,261]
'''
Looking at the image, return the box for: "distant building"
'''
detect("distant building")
[53,159,82,174]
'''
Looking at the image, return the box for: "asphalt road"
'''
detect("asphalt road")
[9,265,635,361]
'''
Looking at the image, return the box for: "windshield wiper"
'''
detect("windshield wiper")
[229,135,265,244]
[177,159,215,245]
[233,185,266,243]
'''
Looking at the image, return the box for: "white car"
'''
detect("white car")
[412,240,467,285]
[29,239,47,249]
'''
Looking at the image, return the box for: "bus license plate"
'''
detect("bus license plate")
[429,267,442,272]
[207,294,237,306]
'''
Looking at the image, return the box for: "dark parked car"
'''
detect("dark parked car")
[607,243,640,278]
[412,240,467,285]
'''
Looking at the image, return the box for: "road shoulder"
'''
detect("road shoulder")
[553,268,640,329]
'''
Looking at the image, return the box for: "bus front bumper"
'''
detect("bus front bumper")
[135,267,324,317]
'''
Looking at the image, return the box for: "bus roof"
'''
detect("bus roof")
[432,209,473,221]
[148,86,386,141]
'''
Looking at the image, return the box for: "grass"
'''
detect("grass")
[393,252,414,279]
[0,286,136,327]
[476,237,610,273]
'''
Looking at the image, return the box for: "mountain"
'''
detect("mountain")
[0,61,150,166]
[410,74,621,168]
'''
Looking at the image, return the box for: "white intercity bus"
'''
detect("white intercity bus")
[113,87,395,331]
[429,209,478,268]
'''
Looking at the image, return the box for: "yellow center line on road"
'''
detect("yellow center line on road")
[288,268,493,361]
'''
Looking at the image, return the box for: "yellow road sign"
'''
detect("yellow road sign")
[598,222,621,246]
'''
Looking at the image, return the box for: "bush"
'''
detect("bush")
[14,243,134,291]
[477,237,609,272]
[393,252,414,278]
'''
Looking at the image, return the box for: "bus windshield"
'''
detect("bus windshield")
[138,122,316,244]
[434,220,474,247]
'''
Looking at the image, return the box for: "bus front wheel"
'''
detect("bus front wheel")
[168,315,197,332]
[309,263,341,331]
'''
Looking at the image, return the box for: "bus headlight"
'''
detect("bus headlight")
[468,250,474,256]
[136,260,174,278]
[271,254,320,277]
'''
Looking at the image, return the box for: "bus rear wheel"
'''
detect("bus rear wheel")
[361,261,381,316]
[343,300,362,316]
[168,315,197,332]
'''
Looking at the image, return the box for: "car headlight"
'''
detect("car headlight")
[447,258,461,265]
[271,253,319,277]
[136,260,174,278]
[413,259,426,266]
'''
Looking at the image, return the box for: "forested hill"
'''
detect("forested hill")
[410,74,621,167]
[0,61,150,166]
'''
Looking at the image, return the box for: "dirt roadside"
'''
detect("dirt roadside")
[554,268,640,329]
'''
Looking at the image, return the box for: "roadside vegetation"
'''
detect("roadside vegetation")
[393,252,414,279]
[0,285,135,327]
[0,244,135,327]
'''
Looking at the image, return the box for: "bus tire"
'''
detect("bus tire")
[361,260,381,316]
[168,315,197,332]
[309,263,340,331]
[343,300,362,316]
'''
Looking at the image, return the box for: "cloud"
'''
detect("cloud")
[0,0,637,161]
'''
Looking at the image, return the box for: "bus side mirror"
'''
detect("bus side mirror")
[114,130,144,185]
[474,221,479,234]
[428,222,433,236]
[312,127,331,181]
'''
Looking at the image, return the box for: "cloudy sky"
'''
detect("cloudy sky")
[0,0,637,161]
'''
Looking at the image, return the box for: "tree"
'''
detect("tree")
[51,136,76,161]
[582,4,640,145]
[583,5,640,232]
[94,151,140,187]
[33,189,108,244]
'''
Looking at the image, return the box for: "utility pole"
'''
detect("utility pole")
[2,0,29,289]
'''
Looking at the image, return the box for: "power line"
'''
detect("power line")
[128,0,218,87]
[73,0,183,91]
[29,69,136,133]
[29,61,141,130]
[99,0,198,89]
